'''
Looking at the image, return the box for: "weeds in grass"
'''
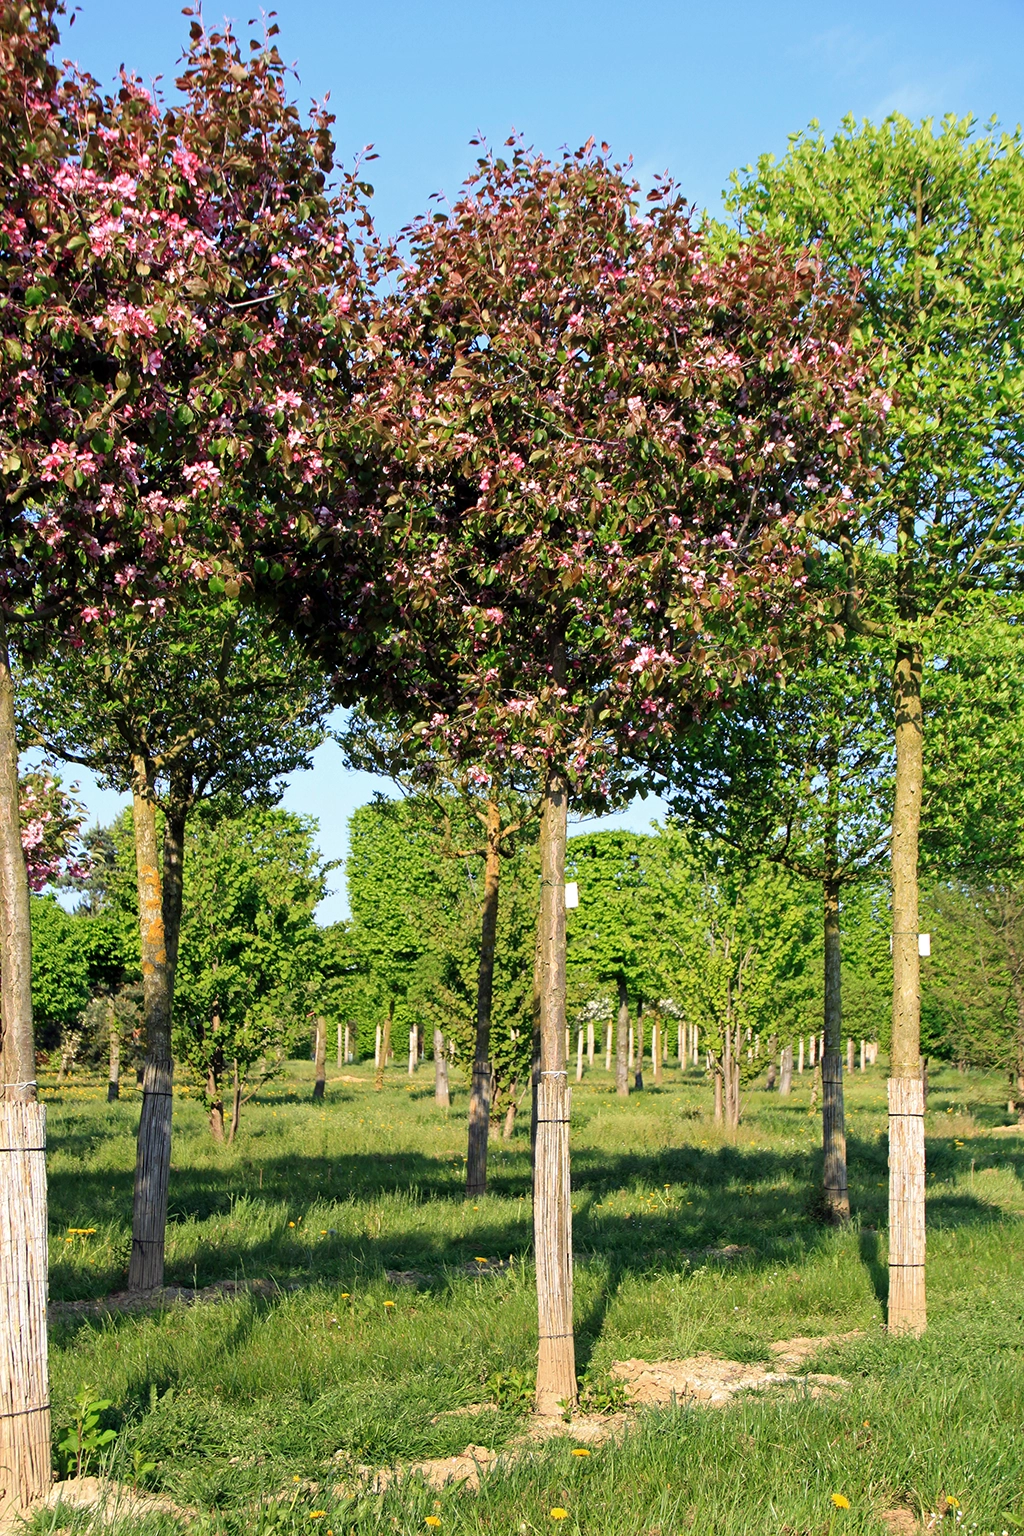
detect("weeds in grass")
[32,1059,1024,1535]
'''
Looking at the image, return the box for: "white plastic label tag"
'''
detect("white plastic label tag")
[564,881,579,909]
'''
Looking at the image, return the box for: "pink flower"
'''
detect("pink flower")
[182,461,222,493]
[172,146,202,186]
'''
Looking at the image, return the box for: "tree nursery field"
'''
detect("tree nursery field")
[37,1057,1024,1536]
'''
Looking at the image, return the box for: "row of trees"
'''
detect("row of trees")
[32,803,334,1135]
[341,800,1024,1107]
[2,0,1023,1506]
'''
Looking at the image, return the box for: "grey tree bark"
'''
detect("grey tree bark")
[467,798,501,1197]
[822,879,850,1223]
[434,1027,450,1107]
[779,1043,794,1096]
[615,974,629,1098]
[313,1015,326,1101]
[107,1000,120,1103]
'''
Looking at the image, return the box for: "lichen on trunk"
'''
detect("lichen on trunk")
[128,786,185,1294]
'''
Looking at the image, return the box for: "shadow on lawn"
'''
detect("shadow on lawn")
[47,1122,1021,1313]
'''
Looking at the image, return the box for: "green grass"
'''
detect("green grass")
[34,1058,1024,1534]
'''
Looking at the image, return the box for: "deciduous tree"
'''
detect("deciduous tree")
[729,111,1024,1333]
[291,140,882,1408]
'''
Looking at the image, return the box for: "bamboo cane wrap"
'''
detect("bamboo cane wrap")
[533,1075,575,1413]
[888,1075,927,1335]
[0,1101,50,1518]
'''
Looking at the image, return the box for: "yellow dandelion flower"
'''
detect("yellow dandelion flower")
[289,1221,296,1228]
[831,1494,851,1510]
[474,1257,488,1264]
[946,1498,961,1510]
[384,1300,396,1307]
[425,1519,442,1529]
[550,1509,569,1521]
[309,1513,327,1521]
[340,1293,351,1300]
[571,1448,590,1456]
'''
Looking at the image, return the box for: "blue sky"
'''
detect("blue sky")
[50,0,1023,921]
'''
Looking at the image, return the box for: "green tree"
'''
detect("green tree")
[339,707,539,1192]
[29,897,92,1047]
[728,111,1024,1333]
[566,831,659,1098]
[346,796,451,1086]
[659,639,892,1219]
[19,600,331,1290]
[173,809,331,1140]
[653,826,820,1125]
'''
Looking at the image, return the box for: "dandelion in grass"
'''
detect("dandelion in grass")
[571,1448,590,1457]
[832,1494,851,1509]
[550,1510,569,1521]
[384,1300,396,1308]
[425,1519,442,1529]
[309,1514,327,1521]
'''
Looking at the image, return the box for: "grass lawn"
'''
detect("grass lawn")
[34,1057,1024,1535]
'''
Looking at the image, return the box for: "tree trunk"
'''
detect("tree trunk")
[779,1043,793,1096]
[107,1000,120,1103]
[724,1023,735,1126]
[434,1028,450,1107]
[604,1021,612,1072]
[0,615,51,1519]
[375,1002,393,1092]
[587,1020,594,1068]
[888,621,926,1335]
[128,792,185,1294]
[652,1015,662,1086]
[713,1059,724,1121]
[502,1078,518,1140]
[615,974,629,1098]
[0,618,34,1104]
[313,1016,326,1101]
[467,799,501,1198]
[208,1061,225,1143]
[0,1100,50,1526]
[822,878,850,1224]
[1010,971,1024,1125]
[634,1002,644,1091]
[229,1060,242,1143]
[532,758,576,1415]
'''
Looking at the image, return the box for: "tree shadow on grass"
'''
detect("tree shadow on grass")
[858,1225,888,1316]
[46,1128,1020,1309]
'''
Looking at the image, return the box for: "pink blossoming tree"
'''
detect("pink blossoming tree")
[286,139,884,1411]
[0,2,373,1508]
